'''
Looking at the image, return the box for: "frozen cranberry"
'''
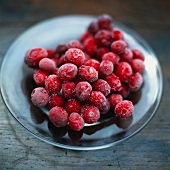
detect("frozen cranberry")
[33,69,48,86]
[112,30,124,41]
[92,79,111,96]
[83,37,97,56]
[46,48,55,58]
[51,57,60,67]
[96,47,109,60]
[99,60,114,76]
[132,49,145,61]
[75,81,92,101]
[119,83,130,98]
[45,75,61,94]
[98,14,113,30]
[105,73,122,92]
[120,48,133,62]
[114,100,134,119]
[39,58,56,72]
[109,94,123,108]
[73,75,83,85]
[58,54,67,66]
[51,68,59,76]
[87,21,99,35]
[81,105,100,124]
[65,48,85,67]
[128,72,143,91]
[55,43,68,55]
[95,30,112,47]
[31,87,49,107]
[69,112,85,131]
[62,81,75,99]
[67,40,83,50]
[49,94,65,108]
[49,106,69,127]
[80,32,92,42]
[89,91,107,108]
[84,59,100,71]
[65,99,82,114]
[25,48,48,67]
[99,99,110,114]
[115,62,133,82]
[130,59,145,74]
[102,52,120,65]
[111,40,126,54]
[58,63,78,81]
[78,65,98,82]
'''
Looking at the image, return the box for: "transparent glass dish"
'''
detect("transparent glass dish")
[0,15,163,150]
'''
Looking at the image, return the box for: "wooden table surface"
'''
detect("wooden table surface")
[0,0,170,169]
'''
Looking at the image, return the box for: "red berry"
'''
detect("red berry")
[25,48,48,67]
[84,59,100,71]
[49,106,69,127]
[132,49,145,61]
[105,73,122,92]
[67,40,83,50]
[92,79,111,96]
[109,94,123,108]
[114,100,134,119]
[120,48,133,62]
[39,58,56,72]
[78,65,98,82]
[96,47,109,60]
[65,48,85,67]
[81,105,100,124]
[33,69,48,86]
[98,14,113,30]
[84,53,91,62]
[65,99,82,114]
[55,43,68,55]
[80,32,92,42]
[45,75,61,94]
[58,63,78,81]
[95,30,112,47]
[69,112,85,131]
[58,54,67,66]
[87,21,99,35]
[102,52,120,65]
[75,81,92,101]
[46,48,55,58]
[31,87,49,107]
[128,72,143,91]
[62,81,75,99]
[99,60,114,76]
[112,30,124,41]
[51,57,60,67]
[119,83,130,98]
[115,62,133,82]
[83,37,97,56]
[130,59,145,74]
[89,91,107,108]
[99,99,110,114]
[49,94,65,108]
[111,40,126,54]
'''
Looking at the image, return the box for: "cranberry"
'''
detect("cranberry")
[84,59,100,71]
[58,63,78,81]
[31,87,49,107]
[96,47,109,60]
[80,32,92,42]
[78,65,98,82]
[46,48,55,58]
[121,48,133,62]
[109,94,123,108]
[115,62,133,82]
[55,43,68,55]
[95,30,112,47]
[128,72,143,91]
[112,30,124,41]
[65,98,82,114]
[49,106,69,127]
[87,21,99,35]
[65,48,85,67]
[111,40,126,54]
[58,54,67,66]
[130,59,145,74]
[39,58,56,72]
[99,99,110,114]
[83,37,97,56]
[75,81,92,101]
[62,81,75,99]
[69,112,85,131]
[102,52,120,65]
[105,73,122,92]
[114,100,134,119]
[49,94,65,108]
[119,83,130,98]
[92,79,111,96]
[67,40,83,50]
[33,69,48,86]
[132,49,145,61]
[81,105,100,124]
[51,57,60,67]
[45,75,61,94]
[98,14,113,30]
[25,48,48,67]
[99,60,114,76]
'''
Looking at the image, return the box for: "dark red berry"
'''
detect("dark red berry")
[102,52,120,65]
[33,69,48,86]
[99,99,110,114]
[130,59,145,74]
[96,47,109,60]
[98,14,113,30]
[49,94,65,108]
[39,58,56,72]
[132,49,145,61]
[111,40,126,54]
[83,37,97,56]
[121,48,133,62]
[46,48,55,58]
[84,59,100,71]
[67,40,83,50]
[62,81,75,99]
[55,43,68,55]
[87,21,99,35]
[109,94,123,108]
[112,30,124,41]
[80,32,92,43]
[99,60,114,76]
[119,83,130,98]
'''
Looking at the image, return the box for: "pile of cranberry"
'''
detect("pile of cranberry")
[25,14,145,131]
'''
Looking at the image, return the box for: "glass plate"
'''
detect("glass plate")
[0,15,163,150]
